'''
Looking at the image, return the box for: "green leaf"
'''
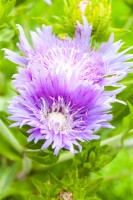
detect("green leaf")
[0,163,18,199]
[0,0,16,19]
[32,178,60,199]
[0,136,22,160]
[75,140,116,173]
[6,180,36,197]
[127,101,133,122]
[87,197,102,200]
[3,0,16,17]
[0,71,6,95]
[0,117,23,154]
[121,101,133,141]
[49,172,63,185]
[0,0,5,18]
[89,151,96,164]
[86,178,103,196]
[64,176,103,200]
[31,180,48,196]
[51,0,111,42]
[99,148,133,200]
[0,22,7,29]
[0,27,15,42]
[25,140,44,150]
[29,196,44,200]
[25,150,59,165]
[0,110,26,143]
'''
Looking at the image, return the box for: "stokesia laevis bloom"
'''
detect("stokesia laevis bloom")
[3,17,133,154]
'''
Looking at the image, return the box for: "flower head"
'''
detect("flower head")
[4,17,133,154]
[8,69,113,154]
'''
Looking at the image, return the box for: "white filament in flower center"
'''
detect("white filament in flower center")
[47,112,68,131]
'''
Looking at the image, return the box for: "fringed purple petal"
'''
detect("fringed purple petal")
[3,49,28,66]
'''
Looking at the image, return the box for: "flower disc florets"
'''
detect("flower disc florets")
[4,17,133,154]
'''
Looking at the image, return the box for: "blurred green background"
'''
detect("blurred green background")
[0,0,133,199]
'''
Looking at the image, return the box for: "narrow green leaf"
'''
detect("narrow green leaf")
[31,180,45,195]
[127,101,133,123]
[0,137,21,160]
[86,178,103,196]
[0,163,18,199]
[49,172,63,185]
[121,101,133,141]
[0,119,23,154]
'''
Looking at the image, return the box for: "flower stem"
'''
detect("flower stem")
[100,134,123,147]
[100,133,133,149]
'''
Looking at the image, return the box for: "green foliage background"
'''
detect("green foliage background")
[0,0,133,199]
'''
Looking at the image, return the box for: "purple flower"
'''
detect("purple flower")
[8,70,113,154]
[3,17,133,154]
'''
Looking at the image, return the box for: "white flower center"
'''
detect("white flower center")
[47,112,68,131]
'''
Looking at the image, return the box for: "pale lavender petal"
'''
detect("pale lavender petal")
[3,49,28,66]
[16,24,33,56]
